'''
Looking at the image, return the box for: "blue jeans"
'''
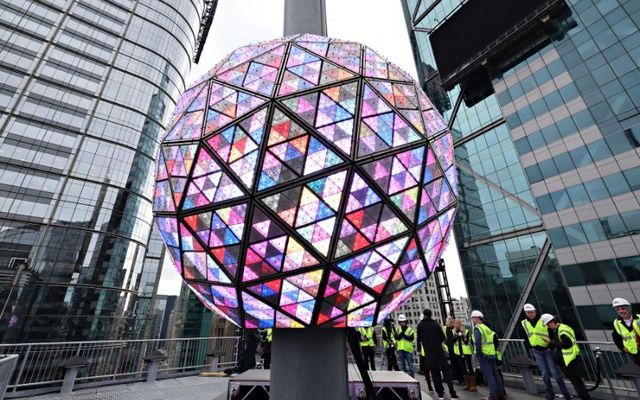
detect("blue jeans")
[532,348,571,399]
[397,350,415,377]
[478,356,504,398]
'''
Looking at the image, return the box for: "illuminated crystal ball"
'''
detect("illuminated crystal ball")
[154,34,458,328]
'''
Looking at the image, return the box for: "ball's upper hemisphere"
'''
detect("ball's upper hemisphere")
[154,34,458,328]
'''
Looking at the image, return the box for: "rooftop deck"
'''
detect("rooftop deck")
[18,374,542,400]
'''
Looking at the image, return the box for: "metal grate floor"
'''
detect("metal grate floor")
[20,376,229,400]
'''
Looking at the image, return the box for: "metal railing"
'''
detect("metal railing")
[0,336,239,397]
[0,355,18,400]
[500,338,636,399]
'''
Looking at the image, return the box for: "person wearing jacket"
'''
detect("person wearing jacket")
[471,310,505,400]
[382,318,400,371]
[394,314,415,377]
[542,313,592,400]
[452,319,476,391]
[611,297,640,365]
[520,303,571,400]
[443,316,463,385]
[417,309,458,400]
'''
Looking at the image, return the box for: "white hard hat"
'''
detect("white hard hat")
[470,310,483,318]
[540,313,556,326]
[523,303,536,312]
[398,314,407,322]
[612,298,631,308]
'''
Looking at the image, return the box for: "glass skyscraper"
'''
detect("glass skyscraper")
[402,0,640,342]
[0,0,214,342]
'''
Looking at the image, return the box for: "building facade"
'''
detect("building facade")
[403,0,640,342]
[0,0,212,342]
[395,278,443,326]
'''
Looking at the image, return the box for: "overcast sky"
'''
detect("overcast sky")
[157,0,467,298]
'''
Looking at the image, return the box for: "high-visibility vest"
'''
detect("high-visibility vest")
[381,327,395,349]
[521,318,550,348]
[613,316,640,355]
[358,327,375,347]
[557,323,580,367]
[453,329,472,356]
[472,324,497,356]
[266,329,273,343]
[394,326,415,353]
[442,326,452,353]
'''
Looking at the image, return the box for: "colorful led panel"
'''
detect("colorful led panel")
[155,35,458,328]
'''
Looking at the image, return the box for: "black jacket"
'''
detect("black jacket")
[520,315,547,352]
[549,325,587,379]
[417,317,447,368]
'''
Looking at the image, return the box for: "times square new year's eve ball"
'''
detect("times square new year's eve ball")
[154,34,458,328]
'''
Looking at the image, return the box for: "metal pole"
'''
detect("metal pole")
[283,0,327,36]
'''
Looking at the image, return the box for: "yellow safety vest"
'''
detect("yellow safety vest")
[358,327,375,347]
[613,316,640,355]
[453,329,472,356]
[394,326,415,353]
[381,327,395,349]
[521,318,550,348]
[472,324,497,356]
[557,323,580,367]
[266,329,272,343]
[442,326,452,353]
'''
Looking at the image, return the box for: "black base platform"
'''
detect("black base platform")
[228,369,422,400]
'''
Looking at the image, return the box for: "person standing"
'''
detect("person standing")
[452,319,476,392]
[470,310,505,400]
[394,314,415,377]
[238,329,259,373]
[417,309,458,400]
[542,313,592,400]
[358,326,377,370]
[260,328,272,369]
[520,303,571,400]
[443,316,463,385]
[611,297,640,365]
[382,318,400,371]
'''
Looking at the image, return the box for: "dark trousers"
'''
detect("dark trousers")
[424,368,433,390]
[568,376,592,400]
[428,365,456,398]
[450,352,464,382]
[362,346,376,370]
[385,348,399,371]
[263,352,271,369]
[456,355,473,375]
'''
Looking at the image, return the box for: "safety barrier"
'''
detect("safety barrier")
[0,355,18,399]
[0,336,239,397]
[498,338,636,398]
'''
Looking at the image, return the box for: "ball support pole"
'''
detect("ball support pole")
[270,328,349,400]
[271,2,350,400]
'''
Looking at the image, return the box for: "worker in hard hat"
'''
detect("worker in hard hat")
[542,313,592,400]
[382,318,400,371]
[611,298,640,365]
[520,303,571,400]
[470,310,505,400]
[394,314,415,377]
